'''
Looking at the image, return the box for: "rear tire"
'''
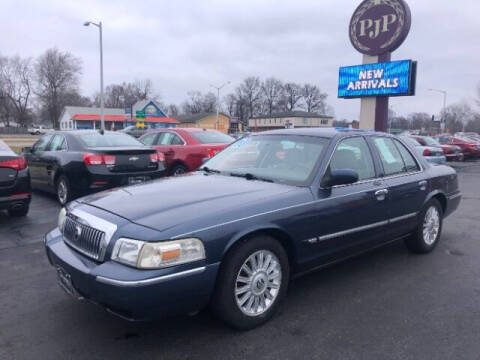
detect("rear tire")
[171,164,188,176]
[211,235,289,330]
[56,175,72,206]
[405,198,443,254]
[8,204,29,217]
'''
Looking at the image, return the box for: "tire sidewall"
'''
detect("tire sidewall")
[171,164,188,176]
[56,175,70,205]
[213,236,290,330]
[417,198,443,252]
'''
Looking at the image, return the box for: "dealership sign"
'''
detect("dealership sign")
[338,59,416,98]
[349,0,411,56]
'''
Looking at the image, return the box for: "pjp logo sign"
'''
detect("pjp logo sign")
[350,0,411,56]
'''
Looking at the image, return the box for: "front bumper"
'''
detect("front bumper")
[45,228,219,320]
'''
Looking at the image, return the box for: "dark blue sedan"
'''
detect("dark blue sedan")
[44,128,461,329]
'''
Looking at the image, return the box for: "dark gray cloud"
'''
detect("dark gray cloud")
[2,0,479,119]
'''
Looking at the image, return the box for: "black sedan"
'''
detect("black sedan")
[0,140,31,216]
[44,128,461,329]
[24,130,166,205]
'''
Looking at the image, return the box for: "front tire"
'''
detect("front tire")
[212,235,289,330]
[405,198,443,254]
[56,175,72,206]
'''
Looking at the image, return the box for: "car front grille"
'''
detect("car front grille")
[63,216,105,261]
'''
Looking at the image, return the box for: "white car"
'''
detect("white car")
[28,125,51,135]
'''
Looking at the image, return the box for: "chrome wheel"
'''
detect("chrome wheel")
[235,250,282,317]
[423,206,440,245]
[57,179,68,205]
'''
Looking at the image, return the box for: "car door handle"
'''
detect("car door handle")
[375,189,388,201]
[419,180,427,191]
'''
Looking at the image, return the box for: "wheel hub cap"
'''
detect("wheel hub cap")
[423,206,440,245]
[235,250,282,317]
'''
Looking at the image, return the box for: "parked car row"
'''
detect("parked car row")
[398,132,480,164]
[0,128,234,214]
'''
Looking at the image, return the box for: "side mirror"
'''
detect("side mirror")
[324,169,359,187]
[22,146,32,154]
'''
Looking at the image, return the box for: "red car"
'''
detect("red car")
[411,135,464,161]
[436,134,480,158]
[139,128,234,175]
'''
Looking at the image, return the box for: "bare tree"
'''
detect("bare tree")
[0,55,33,127]
[302,84,327,113]
[441,102,474,133]
[166,104,179,117]
[238,77,262,120]
[35,48,82,128]
[182,91,204,114]
[261,78,284,115]
[224,93,237,116]
[202,92,217,113]
[282,82,302,111]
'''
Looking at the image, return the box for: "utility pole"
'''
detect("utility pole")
[210,82,230,130]
[428,88,447,133]
[84,20,105,133]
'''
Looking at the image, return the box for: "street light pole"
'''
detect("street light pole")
[84,20,105,134]
[428,88,447,133]
[210,82,230,130]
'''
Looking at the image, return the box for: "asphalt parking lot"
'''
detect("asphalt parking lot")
[1,162,479,360]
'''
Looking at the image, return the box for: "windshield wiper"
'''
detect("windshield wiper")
[199,166,221,174]
[230,172,274,183]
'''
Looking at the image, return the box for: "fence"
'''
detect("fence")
[0,127,28,135]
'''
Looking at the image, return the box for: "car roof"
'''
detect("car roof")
[257,127,387,139]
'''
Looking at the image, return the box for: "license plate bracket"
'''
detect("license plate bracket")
[56,266,80,298]
[128,176,147,185]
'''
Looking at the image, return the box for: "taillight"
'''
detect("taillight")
[423,149,431,156]
[207,149,218,158]
[83,153,116,166]
[0,157,27,171]
[103,155,116,166]
[149,152,164,163]
[443,147,451,154]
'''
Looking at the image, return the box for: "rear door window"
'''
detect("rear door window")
[372,137,406,176]
[394,139,420,172]
[48,135,67,151]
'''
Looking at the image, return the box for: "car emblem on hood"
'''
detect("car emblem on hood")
[129,156,139,161]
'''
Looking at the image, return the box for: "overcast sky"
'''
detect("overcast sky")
[2,0,479,119]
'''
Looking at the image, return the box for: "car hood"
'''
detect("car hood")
[78,172,299,233]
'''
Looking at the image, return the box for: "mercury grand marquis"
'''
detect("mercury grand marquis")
[44,128,461,329]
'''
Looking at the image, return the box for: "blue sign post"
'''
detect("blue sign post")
[338,60,416,98]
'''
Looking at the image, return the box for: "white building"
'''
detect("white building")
[249,111,333,131]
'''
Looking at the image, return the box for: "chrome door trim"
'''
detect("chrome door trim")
[96,266,206,287]
[316,220,389,242]
[305,212,418,243]
[389,212,418,223]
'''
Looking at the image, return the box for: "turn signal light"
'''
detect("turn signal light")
[0,157,27,171]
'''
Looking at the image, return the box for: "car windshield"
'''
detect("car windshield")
[191,131,235,144]
[423,137,440,146]
[78,132,143,147]
[202,134,328,185]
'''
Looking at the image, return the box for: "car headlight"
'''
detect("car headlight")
[58,207,67,233]
[111,238,206,269]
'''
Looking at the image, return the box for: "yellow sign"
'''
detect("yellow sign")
[136,121,145,129]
